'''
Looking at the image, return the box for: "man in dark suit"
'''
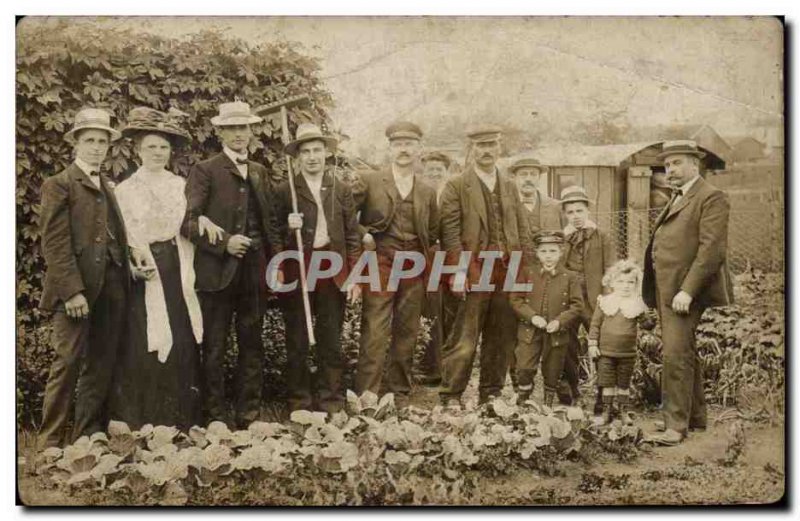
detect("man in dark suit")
[38,108,133,447]
[438,126,534,408]
[182,101,278,428]
[508,157,562,240]
[643,140,734,445]
[272,123,362,414]
[352,121,439,409]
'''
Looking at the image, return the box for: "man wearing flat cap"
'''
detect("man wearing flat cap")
[38,107,134,447]
[352,121,439,408]
[643,140,733,445]
[438,126,533,408]
[182,101,278,428]
[272,123,362,414]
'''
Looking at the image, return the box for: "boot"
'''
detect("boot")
[594,394,614,426]
[517,390,532,405]
[616,394,633,426]
[593,387,604,415]
[543,390,555,408]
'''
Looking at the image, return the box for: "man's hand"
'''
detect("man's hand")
[671,290,693,315]
[198,215,225,245]
[288,213,303,231]
[362,232,376,251]
[347,283,362,303]
[545,319,561,333]
[588,342,600,359]
[130,247,156,281]
[226,235,252,258]
[531,315,547,329]
[64,292,89,319]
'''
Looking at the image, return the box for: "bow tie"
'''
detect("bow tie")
[540,267,557,277]
[235,157,249,165]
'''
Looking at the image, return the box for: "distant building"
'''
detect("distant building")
[726,136,767,164]
[629,124,732,167]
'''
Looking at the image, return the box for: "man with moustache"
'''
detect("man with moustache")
[182,101,277,428]
[438,126,533,408]
[643,140,733,445]
[272,123,362,414]
[507,157,562,242]
[38,108,134,447]
[352,121,439,409]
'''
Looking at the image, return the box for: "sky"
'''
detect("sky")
[21,16,785,158]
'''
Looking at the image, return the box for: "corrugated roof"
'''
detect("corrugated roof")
[503,142,660,168]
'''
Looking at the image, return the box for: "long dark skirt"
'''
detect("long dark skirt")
[109,239,202,431]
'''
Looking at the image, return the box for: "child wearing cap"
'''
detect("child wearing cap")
[587,260,649,426]
[510,231,584,407]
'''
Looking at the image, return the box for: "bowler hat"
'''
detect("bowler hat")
[421,151,451,168]
[64,108,121,143]
[122,107,191,145]
[656,140,707,162]
[210,101,263,127]
[385,121,423,141]
[533,230,565,246]
[467,125,502,143]
[560,185,590,206]
[285,123,338,156]
[509,157,548,174]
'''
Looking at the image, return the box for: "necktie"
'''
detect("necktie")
[235,157,248,165]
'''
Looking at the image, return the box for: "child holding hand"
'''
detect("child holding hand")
[587,260,648,425]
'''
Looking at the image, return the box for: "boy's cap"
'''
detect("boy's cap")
[534,230,565,246]
[560,185,590,205]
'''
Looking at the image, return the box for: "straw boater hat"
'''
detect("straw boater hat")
[122,107,191,146]
[385,121,423,141]
[656,140,707,162]
[509,157,548,174]
[421,151,451,168]
[64,108,122,144]
[284,123,338,157]
[210,101,263,127]
[560,185,591,206]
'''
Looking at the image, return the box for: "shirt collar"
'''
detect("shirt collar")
[223,146,248,165]
[474,166,498,189]
[75,157,100,176]
[676,174,700,195]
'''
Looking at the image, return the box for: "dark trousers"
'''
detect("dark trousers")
[657,298,707,433]
[440,281,518,401]
[516,336,567,393]
[198,251,265,427]
[282,279,346,414]
[419,286,459,381]
[356,272,425,399]
[38,263,127,448]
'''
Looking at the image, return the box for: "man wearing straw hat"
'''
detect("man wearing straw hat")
[38,107,133,447]
[272,123,362,414]
[643,140,733,445]
[182,101,277,429]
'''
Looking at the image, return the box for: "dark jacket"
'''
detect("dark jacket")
[643,176,734,310]
[182,152,278,292]
[39,163,130,311]
[561,225,617,309]
[439,166,533,283]
[510,266,584,348]
[272,171,362,288]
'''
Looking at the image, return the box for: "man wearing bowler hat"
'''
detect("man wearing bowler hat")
[438,126,533,408]
[508,157,562,240]
[182,101,278,428]
[38,107,134,447]
[643,140,733,445]
[352,121,439,409]
[272,123,362,414]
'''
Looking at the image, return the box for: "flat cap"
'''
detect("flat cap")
[467,125,502,143]
[421,151,452,168]
[560,185,590,206]
[509,157,547,173]
[385,121,423,141]
[533,230,565,246]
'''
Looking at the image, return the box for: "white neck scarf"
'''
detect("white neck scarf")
[115,166,203,362]
[597,292,648,319]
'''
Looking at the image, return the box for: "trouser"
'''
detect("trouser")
[38,263,127,448]
[516,337,568,394]
[440,283,518,402]
[419,285,459,381]
[199,251,266,427]
[282,278,346,414]
[356,271,425,399]
[657,296,707,434]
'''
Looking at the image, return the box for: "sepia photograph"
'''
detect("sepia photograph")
[13,14,785,506]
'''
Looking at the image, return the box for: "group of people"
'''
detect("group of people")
[35,100,733,450]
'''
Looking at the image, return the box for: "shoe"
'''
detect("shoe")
[646,428,685,446]
[517,391,531,405]
[594,406,612,426]
[416,375,442,387]
[441,397,462,411]
[654,420,705,432]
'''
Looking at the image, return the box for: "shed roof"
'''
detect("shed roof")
[504,142,659,168]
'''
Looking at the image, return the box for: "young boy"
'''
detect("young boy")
[510,231,584,407]
[560,186,617,411]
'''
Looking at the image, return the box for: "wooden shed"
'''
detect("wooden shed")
[503,141,727,259]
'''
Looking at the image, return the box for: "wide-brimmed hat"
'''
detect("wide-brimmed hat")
[560,185,590,206]
[122,107,191,145]
[656,140,707,162]
[467,125,502,143]
[64,108,122,143]
[421,151,451,168]
[284,123,338,157]
[210,101,263,127]
[509,157,548,174]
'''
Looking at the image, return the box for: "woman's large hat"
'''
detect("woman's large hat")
[210,101,263,127]
[64,108,122,143]
[122,107,191,145]
[656,140,707,162]
[285,123,338,157]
